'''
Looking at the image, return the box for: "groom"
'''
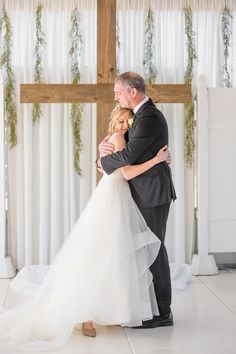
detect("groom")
[97,72,176,328]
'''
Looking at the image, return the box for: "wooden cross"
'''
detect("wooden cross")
[20,0,191,161]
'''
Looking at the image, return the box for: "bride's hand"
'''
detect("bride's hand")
[99,135,114,157]
[155,145,171,164]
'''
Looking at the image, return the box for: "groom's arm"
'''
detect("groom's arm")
[101,115,161,175]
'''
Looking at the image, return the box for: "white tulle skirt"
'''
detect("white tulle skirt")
[0,170,161,350]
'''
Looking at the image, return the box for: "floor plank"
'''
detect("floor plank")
[1,271,236,353]
[0,279,10,307]
[124,275,236,354]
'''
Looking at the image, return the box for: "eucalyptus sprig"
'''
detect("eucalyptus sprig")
[143,8,158,84]
[33,2,46,124]
[184,101,195,167]
[184,7,197,84]
[0,7,17,148]
[116,21,121,75]
[220,6,233,88]
[183,6,197,168]
[69,8,83,176]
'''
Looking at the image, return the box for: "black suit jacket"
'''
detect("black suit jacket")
[101,99,176,208]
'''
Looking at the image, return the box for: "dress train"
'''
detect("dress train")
[0,170,161,350]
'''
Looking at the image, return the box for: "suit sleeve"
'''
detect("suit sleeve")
[101,115,161,175]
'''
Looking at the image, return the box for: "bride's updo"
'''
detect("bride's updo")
[108,105,133,134]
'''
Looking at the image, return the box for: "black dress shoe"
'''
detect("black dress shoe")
[132,312,173,329]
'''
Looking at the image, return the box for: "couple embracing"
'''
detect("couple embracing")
[0,72,176,349]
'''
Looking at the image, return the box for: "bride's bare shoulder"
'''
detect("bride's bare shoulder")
[109,132,125,143]
[109,132,126,152]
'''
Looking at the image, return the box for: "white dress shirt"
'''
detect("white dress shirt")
[133,96,149,114]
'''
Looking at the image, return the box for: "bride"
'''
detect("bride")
[0,105,169,350]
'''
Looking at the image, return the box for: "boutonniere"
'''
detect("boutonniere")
[128,116,135,129]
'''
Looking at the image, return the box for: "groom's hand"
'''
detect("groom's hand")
[99,135,114,157]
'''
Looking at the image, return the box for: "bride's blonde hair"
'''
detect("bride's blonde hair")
[108,105,133,134]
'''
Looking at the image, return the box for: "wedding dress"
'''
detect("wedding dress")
[0,170,161,350]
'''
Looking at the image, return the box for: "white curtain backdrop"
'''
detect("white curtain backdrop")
[0,0,97,269]
[1,0,236,270]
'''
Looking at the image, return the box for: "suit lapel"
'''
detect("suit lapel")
[135,98,154,117]
[128,98,155,140]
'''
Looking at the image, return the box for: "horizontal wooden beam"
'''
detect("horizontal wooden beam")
[20,84,115,104]
[147,84,192,103]
[20,83,192,104]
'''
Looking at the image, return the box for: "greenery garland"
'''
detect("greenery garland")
[220,6,233,88]
[33,2,46,124]
[116,21,121,75]
[183,6,197,168]
[0,7,17,148]
[143,8,158,83]
[69,8,83,176]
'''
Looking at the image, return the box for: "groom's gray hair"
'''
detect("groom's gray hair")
[115,72,146,94]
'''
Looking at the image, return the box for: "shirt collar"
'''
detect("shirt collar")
[133,96,149,114]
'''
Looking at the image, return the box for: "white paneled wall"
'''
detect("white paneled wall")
[208,88,236,253]
[192,76,236,275]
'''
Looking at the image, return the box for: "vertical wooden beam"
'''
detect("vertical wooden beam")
[97,0,116,84]
[97,0,116,179]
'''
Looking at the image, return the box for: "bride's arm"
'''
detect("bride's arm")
[110,133,169,181]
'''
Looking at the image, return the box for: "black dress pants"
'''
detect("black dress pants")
[139,203,171,316]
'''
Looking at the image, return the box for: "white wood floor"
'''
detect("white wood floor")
[0,270,236,354]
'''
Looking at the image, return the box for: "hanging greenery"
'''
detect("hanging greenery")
[0,7,17,148]
[116,21,121,75]
[33,2,46,124]
[220,6,233,88]
[183,6,197,168]
[69,8,83,176]
[143,8,158,84]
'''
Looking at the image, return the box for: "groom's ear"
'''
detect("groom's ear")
[130,87,138,98]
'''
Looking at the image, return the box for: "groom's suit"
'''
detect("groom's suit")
[101,99,176,316]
